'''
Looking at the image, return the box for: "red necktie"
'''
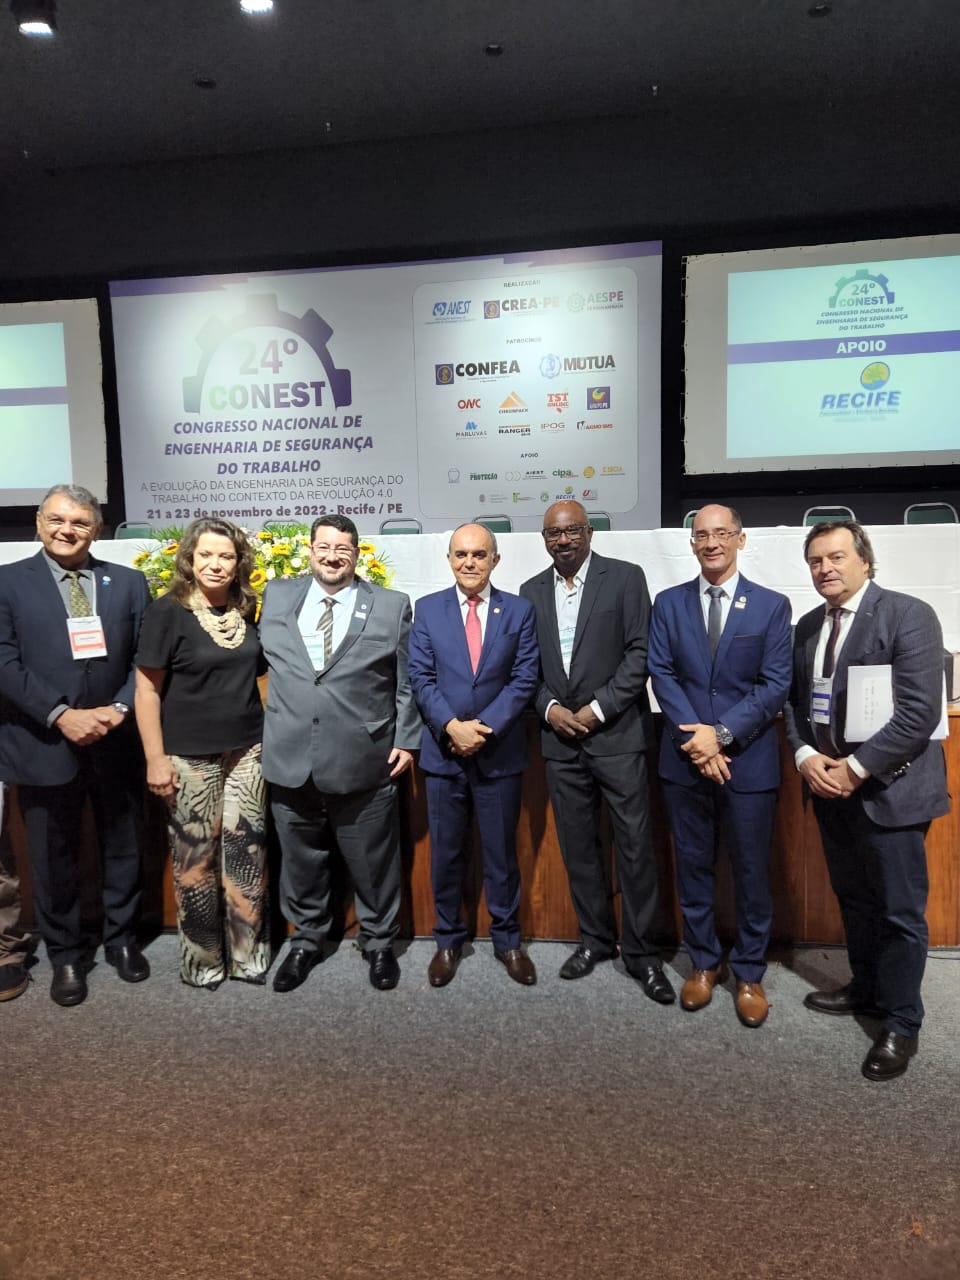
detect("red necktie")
[465,596,482,673]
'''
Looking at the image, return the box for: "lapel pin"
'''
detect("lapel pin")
[734,596,746,609]
[102,576,111,585]
[494,607,501,614]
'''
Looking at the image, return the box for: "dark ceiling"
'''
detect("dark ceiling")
[2,0,959,180]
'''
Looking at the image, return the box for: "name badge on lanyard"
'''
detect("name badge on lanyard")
[811,675,832,725]
[67,615,108,659]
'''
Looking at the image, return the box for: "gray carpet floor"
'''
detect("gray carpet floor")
[3,938,959,1280]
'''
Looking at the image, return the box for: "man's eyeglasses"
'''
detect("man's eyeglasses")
[690,529,741,544]
[40,514,95,534]
[311,543,357,559]
[542,524,588,542]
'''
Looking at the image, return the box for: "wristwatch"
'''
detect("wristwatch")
[715,722,734,747]
[112,702,131,718]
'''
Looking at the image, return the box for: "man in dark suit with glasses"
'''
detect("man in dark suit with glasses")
[520,500,673,1003]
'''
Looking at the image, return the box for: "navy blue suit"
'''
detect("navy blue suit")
[649,574,792,982]
[784,581,949,1035]
[408,586,539,950]
[0,551,151,963]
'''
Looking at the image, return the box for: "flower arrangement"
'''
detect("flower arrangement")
[133,523,394,603]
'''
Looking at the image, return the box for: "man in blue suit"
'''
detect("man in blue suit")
[408,523,539,987]
[784,521,949,1080]
[649,504,792,1028]
[0,484,151,1006]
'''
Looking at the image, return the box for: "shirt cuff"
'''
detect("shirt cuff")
[544,698,558,723]
[47,703,70,728]
[794,744,818,770]
[590,698,605,723]
[846,754,870,780]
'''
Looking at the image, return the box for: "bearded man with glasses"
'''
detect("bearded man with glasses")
[260,513,421,993]
[520,500,674,1003]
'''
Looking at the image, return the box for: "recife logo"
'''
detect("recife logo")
[861,361,890,388]
[819,363,900,415]
[587,386,611,410]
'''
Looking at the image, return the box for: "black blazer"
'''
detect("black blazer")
[784,580,949,828]
[520,551,653,760]
[0,551,150,786]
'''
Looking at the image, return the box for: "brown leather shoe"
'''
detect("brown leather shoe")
[428,947,461,987]
[680,967,719,1011]
[494,947,537,986]
[736,981,769,1028]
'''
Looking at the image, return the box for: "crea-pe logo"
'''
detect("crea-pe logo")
[483,300,501,319]
[587,386,611,409]
[436,364,455,385]
[820,363,900,414]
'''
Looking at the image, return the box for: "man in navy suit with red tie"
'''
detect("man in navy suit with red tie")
[408,523,539,987]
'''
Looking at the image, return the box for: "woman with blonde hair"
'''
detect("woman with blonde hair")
[134,518,269,988]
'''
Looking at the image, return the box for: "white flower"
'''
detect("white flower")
[266,566,276,580]
[290,557,302,569]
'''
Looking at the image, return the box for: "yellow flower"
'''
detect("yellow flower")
[249,568,267,588]
[133,552,148,567]
[165,542,179,554]
[358,541,375,556]
[367,559,385,576]
[159,569,172,580]
[257,531,272,541]
[273,542,291,557]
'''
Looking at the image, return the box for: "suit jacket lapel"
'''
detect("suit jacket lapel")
[571,554,604,667]
[285,577,320,674]
[712,576,751,668]
[319,579,373,678]
[684,579,713,677]
[534,568,563,672]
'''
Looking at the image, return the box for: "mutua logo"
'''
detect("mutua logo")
[458,398,481,410]
[587,386,611,409]
[542,355,616,379]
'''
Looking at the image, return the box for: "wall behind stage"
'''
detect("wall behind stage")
[2,109,960,284]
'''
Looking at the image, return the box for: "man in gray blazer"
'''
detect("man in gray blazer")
[785,521,948,1081]
[519,500,673,1003]
[260,514,421,992]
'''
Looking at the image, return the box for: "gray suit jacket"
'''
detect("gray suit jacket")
[259,576,421,794]
[784,580,949,827]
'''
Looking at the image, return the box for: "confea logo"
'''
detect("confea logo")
[587,386,611,409]
[483,301,501,319]
[436,364,455,385]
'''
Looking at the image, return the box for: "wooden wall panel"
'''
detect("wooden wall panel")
[7,717,958,947]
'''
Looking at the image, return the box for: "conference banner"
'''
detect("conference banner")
[109,242,661,531]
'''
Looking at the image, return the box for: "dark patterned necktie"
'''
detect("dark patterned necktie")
[66,570,92,617]
[318,597,335,663]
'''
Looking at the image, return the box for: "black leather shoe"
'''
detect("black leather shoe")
[272,947,320,993]
[804,982,883,1018]
[105,943,150,983]
[559,946,608,980]
[365,948,400,990]
[0,963,29,1002]
[862,1029,918,1081]
[627,962,676,1005]
[51,963,89,1007]
[428,947,461,987]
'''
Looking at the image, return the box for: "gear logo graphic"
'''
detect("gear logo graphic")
[828,268,895,309]
[182,293,352,413]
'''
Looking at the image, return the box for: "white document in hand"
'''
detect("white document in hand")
[844,664,948,742]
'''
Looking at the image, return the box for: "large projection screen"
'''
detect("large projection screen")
[684,233,960,474]
[0,298,108,506]
[109,242,662,531]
